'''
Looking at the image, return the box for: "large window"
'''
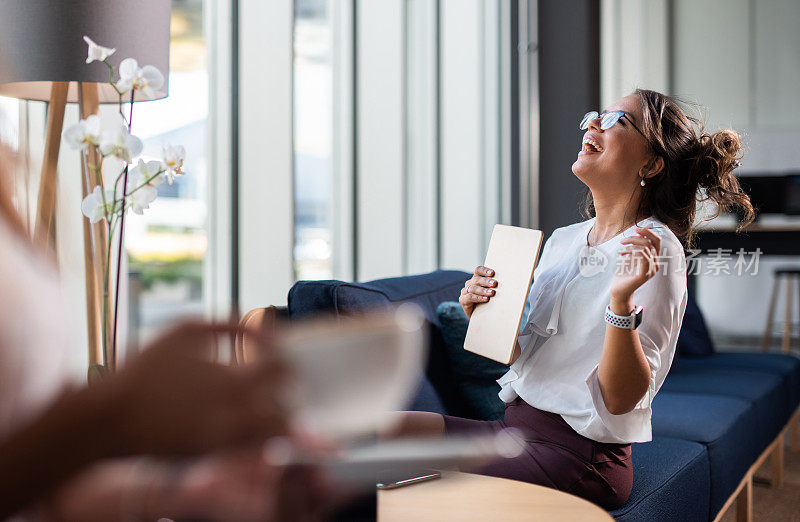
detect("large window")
[127,0,208,345]
[0,99,17,145]
[241,1,525,308]
[293,0,335,281]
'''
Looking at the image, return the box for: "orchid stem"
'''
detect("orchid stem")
[122,171,165,199]
[112,166,127,206]
[110,90,135,371]
[102,217,118,368]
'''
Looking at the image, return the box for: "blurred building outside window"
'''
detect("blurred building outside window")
[126,0,208,345]
[293,0,335,281]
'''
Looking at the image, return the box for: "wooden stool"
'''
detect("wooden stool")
[761,267,800,354]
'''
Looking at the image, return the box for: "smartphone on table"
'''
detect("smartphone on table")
[376,469,442,489]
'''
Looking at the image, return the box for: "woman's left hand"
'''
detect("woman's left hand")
[610,226,661,305]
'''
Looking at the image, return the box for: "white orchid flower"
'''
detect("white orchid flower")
[99,125,143,163]
[115,58,165,99]
[129,159,165,188]
[83,36,116,64]
[127,159,164,214]
[161,145,186,184]
[63,114,101,151]
[81,186,116,223]
[129,184,158,215]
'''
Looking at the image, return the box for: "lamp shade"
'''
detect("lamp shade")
[0,0,170,103]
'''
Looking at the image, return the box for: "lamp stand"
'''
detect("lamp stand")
[33,81,107,368]
[33,82,67,247]
[77,82,108,368]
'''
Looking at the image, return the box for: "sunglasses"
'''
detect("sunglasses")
[580,110,648,140]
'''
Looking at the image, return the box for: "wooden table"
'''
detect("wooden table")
[378,471,614,521]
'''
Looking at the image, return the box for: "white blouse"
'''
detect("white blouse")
[498,215,688,444]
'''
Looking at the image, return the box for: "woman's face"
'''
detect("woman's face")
[571,94,654,192]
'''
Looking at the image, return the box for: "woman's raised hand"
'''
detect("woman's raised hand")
[611,226,662,305]
[459,266,497,319]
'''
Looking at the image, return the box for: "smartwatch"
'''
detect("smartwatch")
[604,305,644,330]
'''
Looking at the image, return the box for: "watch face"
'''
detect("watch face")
[634,307,643,328]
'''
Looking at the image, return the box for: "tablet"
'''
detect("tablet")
[463,224,543,364]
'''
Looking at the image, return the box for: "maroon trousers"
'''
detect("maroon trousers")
[442,397,633,510]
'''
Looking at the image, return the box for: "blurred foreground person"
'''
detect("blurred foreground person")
[0,144,335,521]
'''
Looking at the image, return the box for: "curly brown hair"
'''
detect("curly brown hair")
[582,88,755,248]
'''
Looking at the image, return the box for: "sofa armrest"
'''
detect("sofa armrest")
[236,305,287,364]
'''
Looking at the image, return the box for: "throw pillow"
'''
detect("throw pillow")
[676,288,715,357]
[436,301,509,421]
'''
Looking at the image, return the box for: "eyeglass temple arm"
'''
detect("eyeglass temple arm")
[620,113,648,139]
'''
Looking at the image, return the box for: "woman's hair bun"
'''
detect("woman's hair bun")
[611,89,755,248]
[691,128,743,187]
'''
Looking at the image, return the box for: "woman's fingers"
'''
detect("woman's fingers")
[641,245,658,275]
[470,276,496,289]
[619,245,659,277]
[476,276,496,288]
[462,275,496,297]
[636,227,661,251]
[463,276,495,290]
[461,267,497,317]
[466,284,494,296]
[620,244,656,258]
[619,236,653,249]
[622,229,661,258]
[474,266,494,278]
[460,291,489,304]
[620,236,658,259]
[460,284,491,303]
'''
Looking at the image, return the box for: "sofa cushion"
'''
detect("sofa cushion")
[652,392,757,517]
[288,269,472,322]
[662,365,787,455]
[406,376,447,415]
[288,270,473,416]
[436,301,508,421]
[680,351,800,414]
[676,290,715,357]
[609,437,710,522]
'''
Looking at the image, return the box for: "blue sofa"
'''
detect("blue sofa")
[287,269,800,521]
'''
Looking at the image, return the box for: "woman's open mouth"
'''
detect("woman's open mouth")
[580,136,604,155]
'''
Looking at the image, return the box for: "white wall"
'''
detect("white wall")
[674,0,800,337]
[672,0,800,174]
[698,256,800,337]
[600,0,668,108]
